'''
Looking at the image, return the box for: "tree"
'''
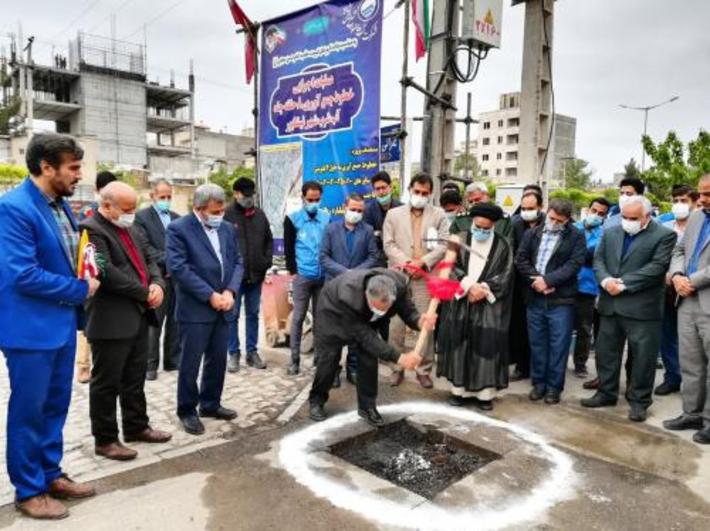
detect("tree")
[453,152,479,178]
[563,158,593,189]
[623,158,641,180]
[641,130,710,200]
[209,165,256,196]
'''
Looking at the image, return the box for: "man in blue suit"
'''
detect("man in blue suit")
[167,184,244,435]
[320,192,379,386]
[0,133,100,519]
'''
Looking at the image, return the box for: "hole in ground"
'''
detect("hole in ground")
[329,418,502,500]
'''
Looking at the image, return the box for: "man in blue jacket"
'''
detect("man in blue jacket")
[166,184,244,436]
[572,197,610,378]
[0,133,100,519]
[320,192,379,386]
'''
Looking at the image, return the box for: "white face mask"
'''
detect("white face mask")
[344,210,363,225]
[619,194,639,209]
[206,214,224,229]
[671,202,691,220]
[621,218,642,236]
[410,193,429,209]
[520,209,539,222]
[113,213,135,229]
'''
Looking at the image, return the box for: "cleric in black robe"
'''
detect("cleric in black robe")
[436,203,514,411]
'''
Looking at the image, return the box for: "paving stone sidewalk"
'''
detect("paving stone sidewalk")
[0,347,314,505]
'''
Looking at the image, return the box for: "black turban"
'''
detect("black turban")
[469,202,503,222]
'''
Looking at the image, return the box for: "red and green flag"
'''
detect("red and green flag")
[412,0,430,61]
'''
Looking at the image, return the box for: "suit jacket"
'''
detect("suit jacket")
[594,220,676,320]
[134,205,180,271]
[166,213,244,323]
[383,203,449,270]
[670,210,710,313]
[320,220,379,281]
[0,178,88,350]
[81,212,165,341]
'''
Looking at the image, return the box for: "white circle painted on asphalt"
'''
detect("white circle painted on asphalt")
[278,401,577,530]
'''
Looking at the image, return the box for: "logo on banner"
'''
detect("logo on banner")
[269,62,364,140]
[359,0,379,20]
[265,26,287,53]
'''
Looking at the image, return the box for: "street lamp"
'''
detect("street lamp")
[619,96,679,171]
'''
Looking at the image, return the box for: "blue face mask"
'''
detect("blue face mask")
[376,193,392,206]
[471,226,493,242]
[155,200,171,213]
[304,202,320,214]
[584,213,602,228]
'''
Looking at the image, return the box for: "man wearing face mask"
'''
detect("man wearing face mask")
[224,177,273,373]
[572,197,611,379]
[440,189,465,223]
[604,177,646,229]
[82,181,172,460]
[515,199,586,405]
[284,181,331,375]
[581,196,675,422]
[308,270,436,426]
[135,179,181,381]
[320,193,379,386]
[452,181,513,241]
[383,173,449,388]
[167,184,244,435]
[363,171,402,267]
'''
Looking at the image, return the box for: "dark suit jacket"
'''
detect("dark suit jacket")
[319,220,379,281]
[81,212,165,341]
[594,220,676,320]
[134,205,180,271]
[515,222,586,305]
[166,213,244,324]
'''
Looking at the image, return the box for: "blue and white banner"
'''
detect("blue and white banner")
[258,0,383,240]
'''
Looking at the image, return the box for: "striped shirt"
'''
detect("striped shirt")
[535,230,560,274]
[43,192,79,271]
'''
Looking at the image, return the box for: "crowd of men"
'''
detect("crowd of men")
[1,132,709,520]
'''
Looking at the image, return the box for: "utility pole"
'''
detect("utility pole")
[464,92,473,179]
[399,0,410,189]
[619,96,679,172]
[24,36,34,135]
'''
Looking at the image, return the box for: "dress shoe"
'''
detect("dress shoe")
[581,393,617,408]
[544,390,561,405]
[529,385,546,401]
[287,362,300,375]
[447,394,465,407]
[663,414,704,431]
[48,475,96,500]
[654,381,681,396]
[582,377,600,390]
[358,407,385,428]
[331,372,341,388]
[124,428,172,444]
[475,398,494,411]
[692,426,710,444]
[246,352,267,369]
[510,368,529,382]
[15,494,68,520]
[199,406,238,421]
[346,371,357,385]
[146,370,157,381]
[574,366,588,378]
[309,403,327,422]
[95,442,138,461]
[389,370,404,387]
[77,366,91,384]
[163,365,178,372]
[416,373,434,389]
[227,355,241,373]
[628,404,648,422]
[180,415,205,435]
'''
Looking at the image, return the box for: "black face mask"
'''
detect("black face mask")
[237,196,255,209]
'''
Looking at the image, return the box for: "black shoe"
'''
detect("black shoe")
[544,390,561,405]
[583,377,600,390]
[447,394,465,407]
[146,370,157,381]
[574,366,588,378]
[529,385,546,401]
[358,407,385,428]
[199,406,238,421]
[163,365,178,372]
[227,355,240,373]
[511,368,529,382]
[475,398,494,411]
[663,414,704,431]
[581,393,617,408]
[692,426,710,444]
[654,381,681,396]
[180,415,205,435]
[309,404,326,422]
[332,372,341,389]
[287,363,300,375]
[346,371,357,385]
[246,352,267,369]
[628,404,648,422]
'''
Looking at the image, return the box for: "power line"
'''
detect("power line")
[36,0,106,52]
[122,0,192,40]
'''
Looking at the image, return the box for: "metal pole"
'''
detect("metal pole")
[641,108,648,172]
[253,27,261,208]
[398,0,410,188]
[25,37,33,135]
[464,92,472,179]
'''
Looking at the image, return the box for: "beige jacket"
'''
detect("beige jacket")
[670,209,710,313]
[383,203,450,270]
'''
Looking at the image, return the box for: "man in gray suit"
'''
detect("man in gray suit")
[664,174,710,443]
[581,196,676,422]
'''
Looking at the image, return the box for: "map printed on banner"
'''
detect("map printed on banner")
[258,0,383,245]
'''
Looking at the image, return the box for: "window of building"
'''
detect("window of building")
[497,120,504,128]
[483,121,490,130]
[506,151,518,161]
[481,169,489,177]
[496,153,502,160]
[482,154,489,161]
[496,169,501,176]
[507,118,519,127]
[482,137,490,146]
[506,167,517,177]
[497,136,503,144]
[507,134,519,145]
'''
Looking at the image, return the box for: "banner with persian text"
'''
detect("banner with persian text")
[258,0,383,242]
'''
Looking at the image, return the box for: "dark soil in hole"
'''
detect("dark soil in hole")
[329,419,501,499]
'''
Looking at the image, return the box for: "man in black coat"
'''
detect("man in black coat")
[308,269,436,427]
[134,179,180,380]
[82,182,172,461]
[223,177,274,372]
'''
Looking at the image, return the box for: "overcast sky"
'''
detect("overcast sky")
[3,0,709,182]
